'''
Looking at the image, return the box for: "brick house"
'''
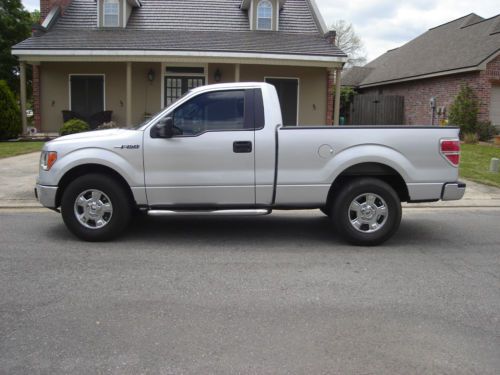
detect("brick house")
[343,14,500,127]
[12,0,346,134]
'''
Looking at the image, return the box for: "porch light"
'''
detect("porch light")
[214,68,222,82]
[147,68,155,82]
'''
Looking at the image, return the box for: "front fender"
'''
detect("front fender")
[39,147,144,188]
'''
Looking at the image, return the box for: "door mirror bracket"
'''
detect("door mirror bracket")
[151,117,174,138]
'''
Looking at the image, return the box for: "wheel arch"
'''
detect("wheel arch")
[325,162,409,210]
[55,164,136,208]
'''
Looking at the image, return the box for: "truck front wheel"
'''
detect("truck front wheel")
[332,178,401,246]
[60,174,132,241]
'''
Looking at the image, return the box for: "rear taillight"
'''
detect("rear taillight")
[440,139,460,167]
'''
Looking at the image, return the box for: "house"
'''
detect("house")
[12,0,347,133]
[342,13,500,127]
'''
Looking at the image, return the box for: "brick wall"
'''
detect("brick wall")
[40,0,50,21]
[361,54,500,125]
[326,68,335,125]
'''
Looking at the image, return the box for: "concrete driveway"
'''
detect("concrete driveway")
[0,152,40,208]
[1,151,499,208]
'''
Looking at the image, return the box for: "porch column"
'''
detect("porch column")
[235,64,240,82]
[19,62,28,135]
[333,68,342,126]
[326,68,335,125]
[32,63,41,131]
[126,62,132,127]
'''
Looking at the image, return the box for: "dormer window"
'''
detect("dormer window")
[103,0,119,27]
[257,0,272,30]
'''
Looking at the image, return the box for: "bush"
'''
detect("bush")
[448,84,479,136]
[0,80,22,140]
[60,119,90,136]
[97,121,118,130]
[476,121,498,142]
[463,132,479,144]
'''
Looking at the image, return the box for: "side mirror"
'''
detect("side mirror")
[151,117,174,138]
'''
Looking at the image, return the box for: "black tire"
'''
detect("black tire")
[332,177,401,246]
[320,207,331,217]
[61,174,132,241]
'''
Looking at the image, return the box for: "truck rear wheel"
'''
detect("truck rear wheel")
[332,178,401,246]
[61,174,131,241]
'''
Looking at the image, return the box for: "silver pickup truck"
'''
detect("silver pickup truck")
[36,82,465,245]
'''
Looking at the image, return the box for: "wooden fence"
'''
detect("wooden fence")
[350,95,404,125]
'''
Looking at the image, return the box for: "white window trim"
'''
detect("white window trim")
[122,0,126,28]
[264,76,300,126]
[160,63,208,109]
[103,0,120,27]
[249,1,254,31]
[275,0,279,31]
[68,74,106,111]
[257,0,273,31]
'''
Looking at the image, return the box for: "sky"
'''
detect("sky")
[21,0,500,61]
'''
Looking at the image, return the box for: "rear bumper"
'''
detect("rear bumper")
[441,181,466,201]
[35,184,58,208]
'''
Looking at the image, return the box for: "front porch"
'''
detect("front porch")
[18,59,343,133]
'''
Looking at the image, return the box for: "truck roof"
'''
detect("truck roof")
[190,82,272,93]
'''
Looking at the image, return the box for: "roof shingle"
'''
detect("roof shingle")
[13,0,345,60]
[355,14,500,87]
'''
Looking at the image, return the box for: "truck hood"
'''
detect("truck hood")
[50,129,136,143]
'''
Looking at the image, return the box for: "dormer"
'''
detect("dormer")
[97,0,141,28]
[241,0,286,31]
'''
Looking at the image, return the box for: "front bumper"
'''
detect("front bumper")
[441,181,466,201]
[35,184,58,208]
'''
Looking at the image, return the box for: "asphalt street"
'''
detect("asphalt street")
[0,208,499,374]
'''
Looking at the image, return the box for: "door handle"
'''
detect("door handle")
[233,141,253,153]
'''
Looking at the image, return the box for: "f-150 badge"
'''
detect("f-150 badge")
[115,145,140,149]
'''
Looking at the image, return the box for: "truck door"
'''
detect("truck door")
[143,89,257,207]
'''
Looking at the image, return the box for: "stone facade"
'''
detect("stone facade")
[360,55,500,125]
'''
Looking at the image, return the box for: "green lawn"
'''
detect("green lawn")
[0,141,45,159]
[460,143,500,188]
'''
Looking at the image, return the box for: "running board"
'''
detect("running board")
[147,209,272,217]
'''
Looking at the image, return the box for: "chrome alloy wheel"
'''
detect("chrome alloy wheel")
[73,189,113,229]
[348,193,388,233]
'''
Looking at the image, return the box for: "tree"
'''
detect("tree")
[31,9,40,24]
[0,0,32,93]
[330,20,367,68]
[448,84,479,136]
[0,79,21,139]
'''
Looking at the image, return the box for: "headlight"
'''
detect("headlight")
[40,151,57,171]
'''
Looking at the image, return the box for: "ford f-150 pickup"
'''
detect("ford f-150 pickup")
[36,82,465,245]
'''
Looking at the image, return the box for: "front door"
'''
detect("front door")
[144,89,256,207]
[165,76,205,106]
[70,75,104,120]
[265,78,298,126]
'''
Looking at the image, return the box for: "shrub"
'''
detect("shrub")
[463,132,479,144]
[476,121,498,142]
[60,119,90,136]
[448,84,479,136]
[97,121,118,130]
[0,80,22,140]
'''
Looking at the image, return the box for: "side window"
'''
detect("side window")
[172,90,246,136]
